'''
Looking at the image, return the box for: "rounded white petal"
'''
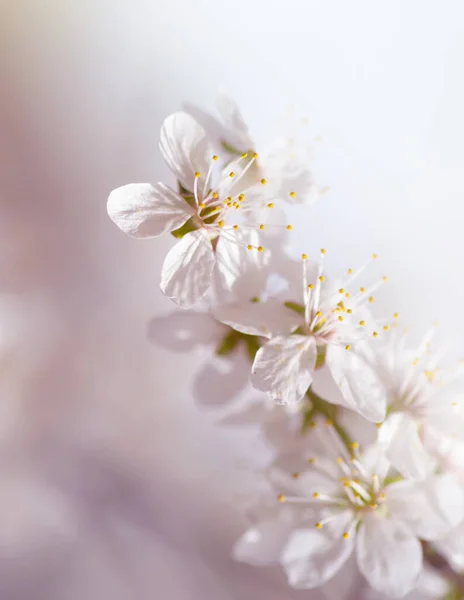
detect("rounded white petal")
[356,516,422,597]
[159,112,212,192]
[383,414,433,481]
[251,336,317,405]
[217,90,254,152]
[387,475,464,540]
[326,345,386,422]
[282,513,355,589]
[107,183,193,238]
[212,298,301,339]
[160,229,215,309]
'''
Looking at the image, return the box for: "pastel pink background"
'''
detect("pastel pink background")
[0,1,463,598]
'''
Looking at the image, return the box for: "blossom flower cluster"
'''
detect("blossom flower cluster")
[108,92,464,599]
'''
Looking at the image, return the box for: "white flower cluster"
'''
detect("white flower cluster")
[107,92,464,599]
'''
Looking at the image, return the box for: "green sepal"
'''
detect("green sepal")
[171,217,199,239]
[284,301,305,315]
[216,330,240,356]
[216,328,262,360]
[221,140,244,156]
[315,345,326,370]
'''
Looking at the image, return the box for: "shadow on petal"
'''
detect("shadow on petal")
[147,311,224,352]
[193,351,250,410]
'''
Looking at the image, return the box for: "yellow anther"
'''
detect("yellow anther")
[359,320,365,327]
[233,224,239,230]
[336,457,344,464]
[267,202,274,208]
[218,220,225,228]
[287,224,293,230]
[316,311,322,318]
[315,522,323,529]
[302,253,308,260]
[339,288,345,294]
[345,292,351,298]
[212,155,218,161]
[289,191,297,198]
[347,309,353,314]
[235,204,240,210]
[313,492,320,498]
[370,503,378,510]
[373,253,378,259]
[241,152,248,159]
[292,472,300,479]
[394,312,400,319]
[326,419,333,426]
[343,480,351,488]
[319,275,325,282]
[195,171,201,178]
[247,245,253,251]
[308,283,315,289]
[345,344,352,351]
[343,532,350,539]
[252,152,259,159]
[261,178,267,185]
[338,316,344,322]
[368,296,375,303]
[212,192,219,199]
[372,331,379,338]
[238,194,245,201]
[321,248,326,255]
[383,325,389,331]
[277,494,286,503]
[308,457,316,464]
[259,224,265,230]
[229,171,236,178]
[351,442,359,450]
[199,202,206,209]
[383,275,388,281]
[360,287,365,293]
[258,246,264,253]
[348,268,353,275]
[380,493,386,500]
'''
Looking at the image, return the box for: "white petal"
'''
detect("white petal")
[261,142,319,205]
[212,298,301,339]
[384,414,433,481]
[326,345,386,422]
[159,112,212,192]
[436,521,464,571]
[212,230,265,294]
[217,90,254,152]
[160,229,215,309]
[251,336,317,405]
[107,183,193,238]
[387,475,464,540]
[356,516,422,597]
[282,512,355,589]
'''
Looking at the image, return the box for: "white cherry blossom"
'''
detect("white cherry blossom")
[234,424,463,597]
[374,328,464,480]
[185,90,321,205]
[107,112,277,308]
[215,251,388,420]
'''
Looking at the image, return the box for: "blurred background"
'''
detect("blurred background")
[0,0,463,598]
